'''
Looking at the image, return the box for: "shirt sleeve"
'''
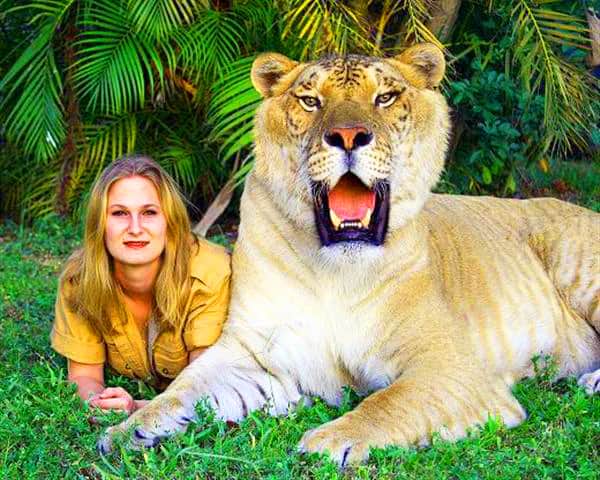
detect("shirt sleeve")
[183,274,231,350]
[50,282,106,364]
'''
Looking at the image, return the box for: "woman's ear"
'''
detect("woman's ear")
[251,53,299,97]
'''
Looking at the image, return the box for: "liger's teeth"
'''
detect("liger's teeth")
[361,208,372,229]
[340,220,362,229]
[330,210,342,231]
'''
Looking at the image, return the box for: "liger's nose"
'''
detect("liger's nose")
[324,126,373,152]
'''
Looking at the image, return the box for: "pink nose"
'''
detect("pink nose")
[324,126,373,151]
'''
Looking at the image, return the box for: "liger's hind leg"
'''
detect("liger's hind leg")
[529,213,600,390]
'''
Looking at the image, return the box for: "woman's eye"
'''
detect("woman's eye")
[298,96,321,111]
[111,210,127,216]
[144,209,157,216]
[375,92,399,107]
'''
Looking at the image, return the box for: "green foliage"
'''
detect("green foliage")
[445,59,545,195]
[0,0,598,223]
[443,1,598,197]
[509,0,598,153]
[0,218,599,478]
[0,1,71,162]
[0,0,278,221]
[521,158,600,212]
[73,0,164,114]
[283,0,377,57]
[208,56,261,163]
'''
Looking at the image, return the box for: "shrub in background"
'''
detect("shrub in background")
[0,0,597,224]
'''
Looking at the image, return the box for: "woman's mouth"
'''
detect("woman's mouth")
[123,241,149,249]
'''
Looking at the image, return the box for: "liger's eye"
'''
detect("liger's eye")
[298,96,321,111]
[375,92,399,107]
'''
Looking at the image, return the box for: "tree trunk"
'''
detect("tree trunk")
[192,153,241,236]
[586,7,600,72]
[427,0,463,43]
[394,0,460,49]
[56,4,83,216]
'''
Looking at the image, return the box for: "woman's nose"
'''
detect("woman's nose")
[128,214,143,234]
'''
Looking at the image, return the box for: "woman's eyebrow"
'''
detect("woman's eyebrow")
[108,203,160,209]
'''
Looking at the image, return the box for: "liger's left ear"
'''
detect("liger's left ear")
[251,53,300,98]
[393,43,446,88]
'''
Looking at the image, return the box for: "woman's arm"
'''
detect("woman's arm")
[189,347,207,363]
[68,359,141,413]
[68,359,105,401]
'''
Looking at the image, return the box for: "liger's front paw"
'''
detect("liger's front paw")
[97,395,196,454]
[298,415,372,468]
[578,369,600,395]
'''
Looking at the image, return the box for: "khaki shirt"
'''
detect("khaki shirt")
[51,238,231,386]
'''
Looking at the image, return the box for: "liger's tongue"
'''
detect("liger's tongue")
[328,175,376,220]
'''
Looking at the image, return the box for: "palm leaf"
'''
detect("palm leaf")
[511,0,598,154]
[176,8,245,86]
[0,1,77,161]
[400,0,444,51]
[68,114,139,218]
[20,162,62,220]
[3,42,66,161]
[282,0,377,57]
[128,0,196,42]
[207,56,260,161]
[73,0,164,114]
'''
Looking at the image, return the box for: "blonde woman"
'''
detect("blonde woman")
[51,155,231,414]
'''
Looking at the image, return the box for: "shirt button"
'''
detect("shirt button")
[125,363,131,370]
[162,368,169,375]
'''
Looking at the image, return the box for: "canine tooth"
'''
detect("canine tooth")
[330,210,342,230]
[361,208,372,228]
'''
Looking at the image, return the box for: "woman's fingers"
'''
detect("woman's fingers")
[91,396,132,412]
[98,387,129,399]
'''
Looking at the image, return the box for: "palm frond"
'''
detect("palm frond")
[282,0,377,58]
[0,1,77,161]
[207,56,261,161]
[19,161,62,220]
[73,0,164,114]
[128,0,196,42]
[233,0,286,53]
[78,114,138,172]
[3,40,66,161]
[176,8,245,86]
[400,0,444,50]
[511,0,597,154]
[14,114,138,220]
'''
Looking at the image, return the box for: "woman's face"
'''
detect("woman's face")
[105,175,167,268]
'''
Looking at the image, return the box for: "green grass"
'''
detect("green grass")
[1,214,599,479]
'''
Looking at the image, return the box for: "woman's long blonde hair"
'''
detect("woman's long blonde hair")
[61,155,196,333]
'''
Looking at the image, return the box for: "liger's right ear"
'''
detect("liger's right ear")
[251,53,299,98]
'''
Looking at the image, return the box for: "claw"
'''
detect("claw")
[97,436,111,456]
[176,415,194,426]
[341,446,352,469]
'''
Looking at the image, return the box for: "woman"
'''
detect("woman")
[51,155,231,414]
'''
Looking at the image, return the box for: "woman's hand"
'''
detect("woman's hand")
[90,387,136,414]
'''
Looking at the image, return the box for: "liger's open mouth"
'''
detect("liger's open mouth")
[313,173,390,246]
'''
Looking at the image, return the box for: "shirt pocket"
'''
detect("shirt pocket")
[105,340,133,377]
[153,342,188,379]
